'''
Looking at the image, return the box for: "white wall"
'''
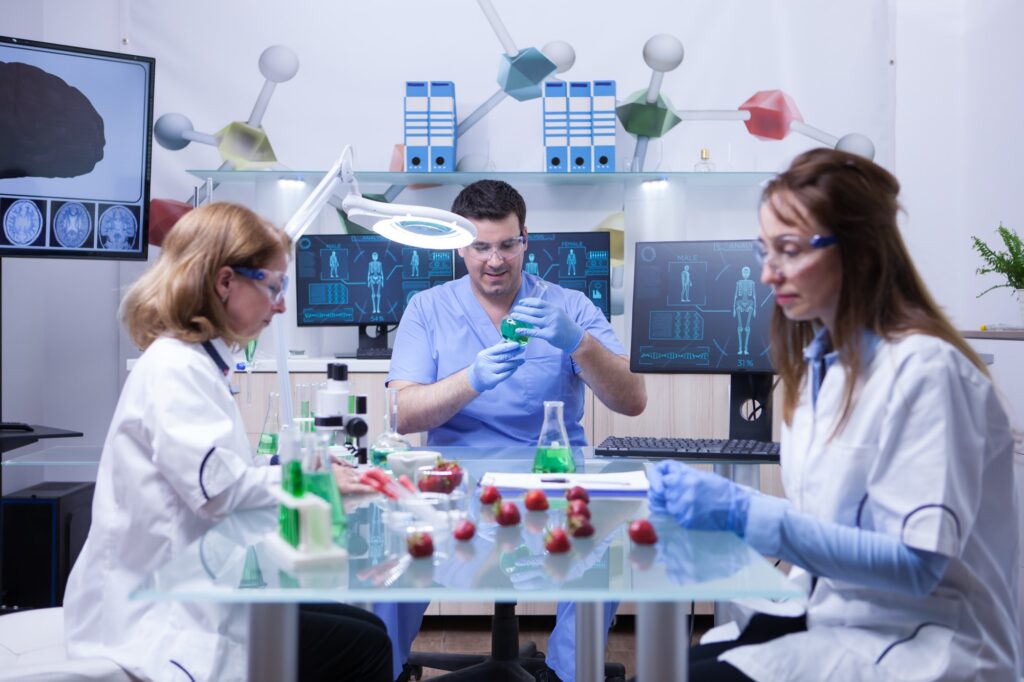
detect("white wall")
[2,0,1023,479]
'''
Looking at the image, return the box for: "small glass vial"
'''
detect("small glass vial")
[532,400,575,473]
[694,147,716,172]
[369,387,412,467]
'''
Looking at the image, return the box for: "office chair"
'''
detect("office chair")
[405,601,626,681]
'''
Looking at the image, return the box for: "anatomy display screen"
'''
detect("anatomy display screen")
[630,240,774,373]
[295,233,454,327]
[455,231,611,320]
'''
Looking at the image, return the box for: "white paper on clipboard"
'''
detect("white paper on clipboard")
[478,470,649,494]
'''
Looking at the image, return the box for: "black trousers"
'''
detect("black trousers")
[298,603,393,682]
[688,614,807,681]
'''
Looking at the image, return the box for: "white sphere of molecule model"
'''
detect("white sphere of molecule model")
[835,133,876,160]
[153,112,194,150]
[259,45,300,83]
[643,34,684,73]
[542,40,576,74]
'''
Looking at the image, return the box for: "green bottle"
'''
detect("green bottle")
[500,317,532,345]
[532,400,576,473]
[303,470,347,541]
[280,458,304,547]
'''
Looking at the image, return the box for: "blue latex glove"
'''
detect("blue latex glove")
[509,298,585,352]
[466,341,525,393]
[647,460,751,536]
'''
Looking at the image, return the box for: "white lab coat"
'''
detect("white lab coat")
[64,337,281,681]
[721,334,1021,681]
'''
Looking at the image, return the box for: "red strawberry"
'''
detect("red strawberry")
[407,531,434,558]
[524,489,549,511]
[418,459,464,494]
[567,499,591,519]
[479,485,502,505]
[544,528,571,554]
[567,513,595,538]
[453,519,476,541]
[494,501,521,526]
[628,519,658,545]
[565,486,590,503]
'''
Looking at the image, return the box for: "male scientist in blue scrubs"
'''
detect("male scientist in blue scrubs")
[379,179,647,682]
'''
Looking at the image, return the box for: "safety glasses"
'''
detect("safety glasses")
[232,267,289,305]
[754,234,837,275]
[463,235,526,262]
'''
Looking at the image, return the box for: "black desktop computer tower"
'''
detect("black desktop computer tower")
[0,482,94,610]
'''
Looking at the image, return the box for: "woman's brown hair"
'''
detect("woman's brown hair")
[121,202,291,350]
[764,148,989,430]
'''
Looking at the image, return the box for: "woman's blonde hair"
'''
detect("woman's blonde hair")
[122,202,291,349]
[763,149,989,430]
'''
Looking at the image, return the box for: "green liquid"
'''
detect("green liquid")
[304,471,347,541]
[532,446,576,474]
[369,446,393,468]
[279,460,304,547]
[244,338,258,364]
[500,317,532,345]
[256,432,279,455]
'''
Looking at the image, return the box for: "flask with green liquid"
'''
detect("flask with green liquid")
[532,400,576,473]
[500,317,532,345]
[256,392,281,456]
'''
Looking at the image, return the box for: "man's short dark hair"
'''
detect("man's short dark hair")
[451,180,526,235]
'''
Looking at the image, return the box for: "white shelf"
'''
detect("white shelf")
[187,169,774,188]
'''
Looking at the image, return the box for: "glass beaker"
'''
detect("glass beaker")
[533,400,575,473]
[369,387,412,467]
[296,383,314,433]
[256,392,280,456]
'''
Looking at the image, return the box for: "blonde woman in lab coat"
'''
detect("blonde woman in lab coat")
[648,148,1020,681]
[63,203,392,681]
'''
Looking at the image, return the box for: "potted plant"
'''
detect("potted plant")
[972,223,1024,325]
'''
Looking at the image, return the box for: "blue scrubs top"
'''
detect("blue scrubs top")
[387,272,625,446]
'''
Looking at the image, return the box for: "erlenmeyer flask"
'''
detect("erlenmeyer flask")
[256,392,281,456]
[369,387,412,467]
[532,400,575,473]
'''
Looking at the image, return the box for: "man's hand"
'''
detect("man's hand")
[467,341,526,393]
[509,298,585,353]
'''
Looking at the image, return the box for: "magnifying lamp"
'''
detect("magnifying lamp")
[272,145,476,423]
[284,145,476,247]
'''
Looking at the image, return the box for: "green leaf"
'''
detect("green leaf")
[972,223,1024,296]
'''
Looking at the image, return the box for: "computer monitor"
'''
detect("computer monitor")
[0,36,154,260]
[455,231,612,320]
[630,239,775,440]
[295,233,455,357]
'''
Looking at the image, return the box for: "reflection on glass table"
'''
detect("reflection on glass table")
[133,456,798,682]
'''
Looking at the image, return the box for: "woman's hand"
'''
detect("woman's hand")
[332,463,378,495]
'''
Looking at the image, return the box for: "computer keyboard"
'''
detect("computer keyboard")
[595,436,780,462]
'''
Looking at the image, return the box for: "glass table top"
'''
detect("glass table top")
[3,444,778,468]
[134,457,799,604]
[1,444,102,466]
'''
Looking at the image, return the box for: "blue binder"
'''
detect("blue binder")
[568,81,593,173]
[543,81,568,172]
[592,80,616,172]
[404,82,429,172]
[428,81,456,172]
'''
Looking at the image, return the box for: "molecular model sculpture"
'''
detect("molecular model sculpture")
[617,34,875,172]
